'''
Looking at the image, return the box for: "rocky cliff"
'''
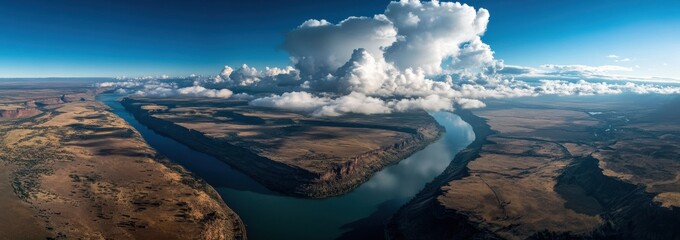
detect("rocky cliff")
[0,107,41,119]
[386,109,499,240]
[1,94,90,120]
[121,98,443,198]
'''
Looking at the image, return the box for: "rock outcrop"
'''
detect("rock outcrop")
[0,107,41,119]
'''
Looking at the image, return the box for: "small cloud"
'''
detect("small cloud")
[497,65,537,75]
[540,64,633,74]
[607,54,631,62]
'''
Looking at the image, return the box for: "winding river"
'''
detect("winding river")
[99,94,474,240]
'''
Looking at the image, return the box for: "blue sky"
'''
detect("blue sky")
[0,0,678,78]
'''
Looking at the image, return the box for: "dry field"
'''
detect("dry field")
[438,108,603,239]
[428,96,680,239]
[0,84,244,239]
[131,98,437,173]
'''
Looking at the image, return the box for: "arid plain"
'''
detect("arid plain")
[0,80,245,239]
[2,79,680,240]
[389,95,680,240]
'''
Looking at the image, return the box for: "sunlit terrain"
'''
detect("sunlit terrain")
[1,0,679,239]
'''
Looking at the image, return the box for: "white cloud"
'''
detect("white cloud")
[95,0,680,118]
[606,54,631,62]
[327,48,392,94]
[314,92,392,116]
[249,91,330,112]
[176,86,233,98]
[383,1,490,74]
[98,78,232,99]
[535,80,623,96]
[455,98,486,109]
[134,85,233,99]
[391,94,453,112]
[541,64,633,74]
[96,80,144,88]
[248,91,454,117]
[445,36,496,71]
[283,15,397,80]
[451,79,680,99]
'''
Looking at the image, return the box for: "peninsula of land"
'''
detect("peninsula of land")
[121,97,444,198]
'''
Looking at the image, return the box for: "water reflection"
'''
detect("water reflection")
[217,112,474,240]
[99,94,474,240]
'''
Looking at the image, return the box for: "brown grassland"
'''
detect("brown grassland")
[0,83,245,239]
[389,95,680,240]
[121,97,443,197]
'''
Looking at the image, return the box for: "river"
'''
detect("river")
[99,94,474,240]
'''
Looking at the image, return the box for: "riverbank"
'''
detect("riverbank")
[104,94,474,239]
[120,97,445,198]
[385,109,497,239]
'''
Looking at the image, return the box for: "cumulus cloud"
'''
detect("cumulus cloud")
[606,54,631,62]
[249,91,454,117]
[497,65,536,75]
[98,79,233,99]
[455,98,487,109]
[391,94,454,112]
[134,86,233,99]
[451,79,680,99]
[541,64,633,75]
[283,16,397,80]
[314,92,393,116]
[96,0,680,117]
[212,0,502,116]
[250,91,330,111]
[96,81,144,88]
[249,91,391,116]
[201,64,302,89]
[176,86,233,98]
[383,0,490,74]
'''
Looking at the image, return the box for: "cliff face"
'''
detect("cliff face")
[554,156,680,240]
[0,107,41,119]
[305,122,442,197]
[1,94,90,120]
[121,98,443,198]
[386,109,498,240]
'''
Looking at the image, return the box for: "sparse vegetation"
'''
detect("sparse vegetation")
[0,84,246,239]
[122,97,444,198]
